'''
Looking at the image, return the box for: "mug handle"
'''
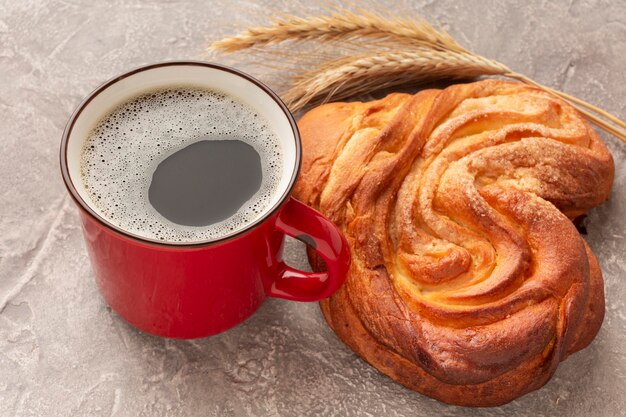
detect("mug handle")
[268,197,350,301]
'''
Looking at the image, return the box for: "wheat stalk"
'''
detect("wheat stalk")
[284,49,511,111]
[209,7,626,143]
[210,8,464,53]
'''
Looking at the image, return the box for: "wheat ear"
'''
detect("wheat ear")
[283,49,511,111]
[209,8,464,53]
[210,8,626,143]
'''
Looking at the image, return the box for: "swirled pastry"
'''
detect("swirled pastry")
[294,80,614,406]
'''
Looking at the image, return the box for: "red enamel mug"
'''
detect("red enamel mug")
[60,61,350,338]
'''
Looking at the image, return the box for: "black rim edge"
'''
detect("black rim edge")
[60,60,302,249]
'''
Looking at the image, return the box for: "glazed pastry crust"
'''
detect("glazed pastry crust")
[294,80,613,407]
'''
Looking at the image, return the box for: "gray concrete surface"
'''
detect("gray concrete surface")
[1,0,625,416]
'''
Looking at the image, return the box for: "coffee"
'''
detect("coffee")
[149,138,263,226]
[80,86,283,242]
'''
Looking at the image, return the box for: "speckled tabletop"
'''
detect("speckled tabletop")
[1,1,625,416]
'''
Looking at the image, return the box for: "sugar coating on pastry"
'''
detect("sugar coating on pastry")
[294,80,613,407]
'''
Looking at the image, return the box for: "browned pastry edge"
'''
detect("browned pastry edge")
[315,240,604,407]
[295,80,613,407]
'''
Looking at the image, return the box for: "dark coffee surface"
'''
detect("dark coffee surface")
[149,138,262,226]
[81,86,283,242]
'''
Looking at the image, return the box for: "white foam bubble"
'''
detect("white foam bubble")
[80,86,283,243]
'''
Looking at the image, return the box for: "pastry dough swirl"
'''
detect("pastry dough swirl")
[294,80,613,406]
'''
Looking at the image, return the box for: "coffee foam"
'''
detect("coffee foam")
[80,86,283,243]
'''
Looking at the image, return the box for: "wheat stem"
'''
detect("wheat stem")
[508,73,626,129]
[208,8,626,144]
[506,73,626,142]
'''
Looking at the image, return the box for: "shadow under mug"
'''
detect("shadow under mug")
[60,61,351,338]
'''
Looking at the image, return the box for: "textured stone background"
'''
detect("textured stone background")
[1,0,625,416]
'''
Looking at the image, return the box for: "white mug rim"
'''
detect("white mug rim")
[59,61,302,248]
